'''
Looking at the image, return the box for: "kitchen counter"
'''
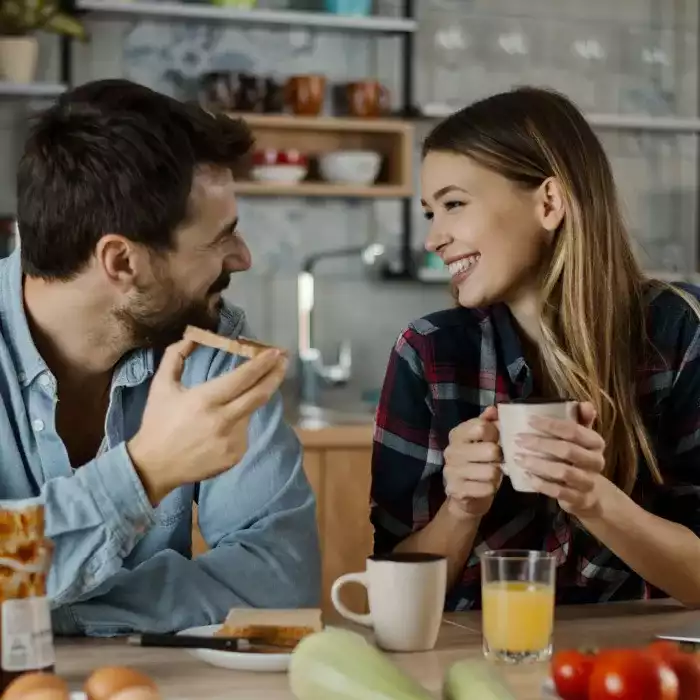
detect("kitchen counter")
[292,419,374,615]
[52,601,696,700]
[282,390,376,448]
[294,423,374,448]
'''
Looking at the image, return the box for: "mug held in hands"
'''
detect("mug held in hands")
[497,399,578,493]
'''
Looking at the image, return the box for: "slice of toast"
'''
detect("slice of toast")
[184,325,283,359]
[215,608,323,648]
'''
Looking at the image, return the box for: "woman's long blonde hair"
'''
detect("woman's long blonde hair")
[423,86,699,494]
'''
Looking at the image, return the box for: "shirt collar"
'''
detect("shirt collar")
[0,250,155,388]
[490,303,530,388]
[0,251,48,386]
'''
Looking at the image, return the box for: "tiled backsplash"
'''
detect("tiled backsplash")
[1,0,698,400]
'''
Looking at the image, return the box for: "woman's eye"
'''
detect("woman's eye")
[444,200,465,211]
[422,210,434,221]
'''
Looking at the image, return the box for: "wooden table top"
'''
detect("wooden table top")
[54,601,700,700]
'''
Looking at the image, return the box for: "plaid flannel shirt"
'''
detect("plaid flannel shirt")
[371,284,700,610]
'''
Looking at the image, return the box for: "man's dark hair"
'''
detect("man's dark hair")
[17,79,254,280]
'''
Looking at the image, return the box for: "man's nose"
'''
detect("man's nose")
[225,236,252,273]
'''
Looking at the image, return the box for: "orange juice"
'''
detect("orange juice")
[482,580,554,653]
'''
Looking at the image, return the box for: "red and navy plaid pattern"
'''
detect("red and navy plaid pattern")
[371,284,700,610]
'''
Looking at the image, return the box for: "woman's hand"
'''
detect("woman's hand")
[443,406,503,521]
[514,402,611,517]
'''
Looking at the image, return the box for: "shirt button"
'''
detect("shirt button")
[17,372,26,383]
[39,375,51,388]
[32,419,45,432]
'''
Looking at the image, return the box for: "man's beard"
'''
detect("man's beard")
[117,274,230,350]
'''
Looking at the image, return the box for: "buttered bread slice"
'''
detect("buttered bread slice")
[184,325,285,359]
[215,608,323,647]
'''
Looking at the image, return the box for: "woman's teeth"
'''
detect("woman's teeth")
[447,254,480,276]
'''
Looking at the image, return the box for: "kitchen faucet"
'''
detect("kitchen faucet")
[297,243,385,408]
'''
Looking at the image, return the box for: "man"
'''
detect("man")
[0,79,320,635]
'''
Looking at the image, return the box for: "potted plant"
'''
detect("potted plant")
[0,0,87,84]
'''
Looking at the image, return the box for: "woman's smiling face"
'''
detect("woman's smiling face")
[421,150,554,310]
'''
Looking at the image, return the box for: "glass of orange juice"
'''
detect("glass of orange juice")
[480,550,556,664]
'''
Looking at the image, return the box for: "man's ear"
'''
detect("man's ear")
[94,234,147,291]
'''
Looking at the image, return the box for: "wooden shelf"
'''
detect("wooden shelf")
[229,113,413,134]
[229,113,414,198]
[77,0,416,33]
[417,104,700,134]
[587,114,700,134]
[235,181,411,198]
[0,82,66,99]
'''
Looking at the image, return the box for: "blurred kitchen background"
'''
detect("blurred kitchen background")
[0,0,698,416]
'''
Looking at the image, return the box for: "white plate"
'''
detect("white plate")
[70,694,87,700]
[177,624,291,673]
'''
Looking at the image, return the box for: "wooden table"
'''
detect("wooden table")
[54,602,699,700]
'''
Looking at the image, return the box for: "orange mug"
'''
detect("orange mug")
[285,75,326,116]
[347,81,390,118]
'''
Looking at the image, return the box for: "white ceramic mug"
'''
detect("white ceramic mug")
[330,553,447,652]
[497,398,578,492]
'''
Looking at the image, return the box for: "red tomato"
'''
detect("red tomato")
[647,646,700,700]
[647,642,683,662]
[589,649,679,700]
[552,650,596,700]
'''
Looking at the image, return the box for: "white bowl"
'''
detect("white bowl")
[251,164,307,184]
[318,151,382,185]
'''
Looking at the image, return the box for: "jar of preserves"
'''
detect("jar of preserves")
[0,499,55,693]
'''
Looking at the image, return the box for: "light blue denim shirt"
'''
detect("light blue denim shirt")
[0,251,320,636]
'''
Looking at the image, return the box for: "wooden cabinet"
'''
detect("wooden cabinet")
[229,114,414,199]
[191,425,374,618]
[301,426,374,618]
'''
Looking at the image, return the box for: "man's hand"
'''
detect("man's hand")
[127,338,288,505]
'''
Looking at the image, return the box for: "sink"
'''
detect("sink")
[286,402,376,428]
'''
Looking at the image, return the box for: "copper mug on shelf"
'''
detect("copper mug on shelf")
[345,80,391,118]
[285,74,326,116]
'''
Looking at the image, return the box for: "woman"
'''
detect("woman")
[371,86,700,609]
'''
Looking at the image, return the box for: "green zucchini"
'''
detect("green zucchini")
[289,627,433,700]
[443,660,516,700]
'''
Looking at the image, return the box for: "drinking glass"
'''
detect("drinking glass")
[480,550,556,664]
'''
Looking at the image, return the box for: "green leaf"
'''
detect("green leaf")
[0,0,87,38]
[43,11,87,39]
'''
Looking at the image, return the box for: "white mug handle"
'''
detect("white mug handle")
[330,572,372,627]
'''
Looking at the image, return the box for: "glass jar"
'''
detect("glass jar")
[0,499,55,693]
